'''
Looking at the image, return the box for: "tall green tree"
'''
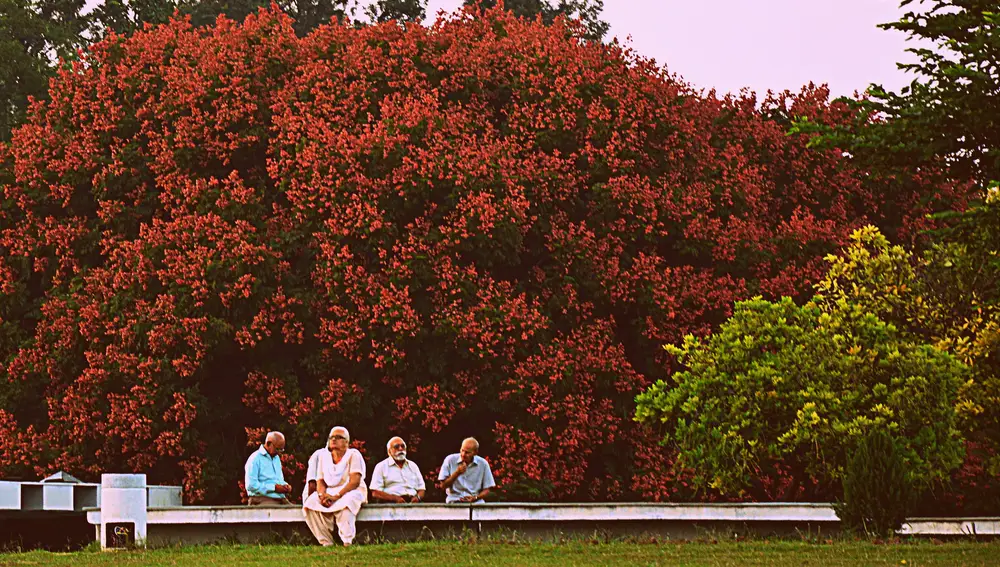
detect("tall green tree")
[796,1,1000,192]
[874,0,1000,189]
[87,0,176,38]
[178,0,355,35]
[465,0,608,41]
[365,0,425,23]
[88,0,428,38]
[0,0,87,142]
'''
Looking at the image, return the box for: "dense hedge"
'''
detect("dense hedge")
[0,7,971,502]
[635,293,966,500]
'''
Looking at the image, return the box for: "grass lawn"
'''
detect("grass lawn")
[2,540,999,566]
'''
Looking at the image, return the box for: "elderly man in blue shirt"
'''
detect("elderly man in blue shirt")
[244,431,294,506]
[437,437,496,503]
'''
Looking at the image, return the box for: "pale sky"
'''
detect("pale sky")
[427,0,921,98]
[79,0,922,99]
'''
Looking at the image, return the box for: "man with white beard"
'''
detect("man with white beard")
[369,436,426,503]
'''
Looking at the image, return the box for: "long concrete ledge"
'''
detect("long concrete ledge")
[85,504,472,525]
[85,502,841,526]
[469,502,840,522]
[86,502,841,524]
[83,503,999,545]
[900,518,1000,536]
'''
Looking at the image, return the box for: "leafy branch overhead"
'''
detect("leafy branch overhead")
[792,0,1000,192]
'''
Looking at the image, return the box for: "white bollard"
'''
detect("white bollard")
[100,474,147,550]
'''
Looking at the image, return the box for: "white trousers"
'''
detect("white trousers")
[304,507,357,545]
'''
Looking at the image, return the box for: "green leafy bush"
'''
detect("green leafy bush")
[817,223,1000,513]
[836,428,915,537]
[635,295,966,500]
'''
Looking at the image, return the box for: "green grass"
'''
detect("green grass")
[1,540,999,567]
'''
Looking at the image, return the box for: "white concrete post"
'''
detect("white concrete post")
[100,474,147,550]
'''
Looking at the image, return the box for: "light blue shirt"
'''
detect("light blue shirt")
[245,445,286,499]
[438,454,495,503]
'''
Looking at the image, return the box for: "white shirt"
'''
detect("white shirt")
[370,457,426,497]
[302,447,327,502]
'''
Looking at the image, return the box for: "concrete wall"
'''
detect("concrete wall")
[65,502,1000,547]
[88,503,849,546]
[0,481,181,513]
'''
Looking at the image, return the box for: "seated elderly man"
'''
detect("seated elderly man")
[302,426,367,546]
[244,431,293,506]
[369,436,426,503]
[437,437,495,503]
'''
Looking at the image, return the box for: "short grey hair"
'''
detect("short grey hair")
[386,436,405,453]
[265,431,284,443]
[462,437,479,451]
[329,426,350,443]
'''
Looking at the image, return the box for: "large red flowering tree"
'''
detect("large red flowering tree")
[0,6,970,502]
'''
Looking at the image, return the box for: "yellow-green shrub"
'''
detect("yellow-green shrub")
[635,295,966,500]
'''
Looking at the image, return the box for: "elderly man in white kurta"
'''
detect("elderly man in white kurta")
[369,436,426,503]
[302,426,367,546]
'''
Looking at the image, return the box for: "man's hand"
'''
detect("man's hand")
[458,494,477,503]
[394,495,407,504]
[440,461,468,490]
[275,483,292,494]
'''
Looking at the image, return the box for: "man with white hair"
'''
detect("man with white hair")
[369,436,426,503]
[244,431,293,506]
[302,426,367,546]
[437,437,495,503]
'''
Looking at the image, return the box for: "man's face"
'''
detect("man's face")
[389,439,406,462]
[460,441,477,464]
[266,437,286,456]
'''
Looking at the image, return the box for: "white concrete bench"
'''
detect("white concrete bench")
[899,518,1000,536]
[0,480,180,514]
[75,476,1000,547]
[84,501,840,526]
[82,501,1000,546]
[85,500,849,546]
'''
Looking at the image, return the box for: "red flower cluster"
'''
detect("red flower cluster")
[0,6,970,502]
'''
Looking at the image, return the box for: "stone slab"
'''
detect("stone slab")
[102,474,146,489]
[900,518,1000,536]
[42,484,74,512]
[470,503,840,522]
[0,482,21,510]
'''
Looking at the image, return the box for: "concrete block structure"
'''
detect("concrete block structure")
[99,474,149,549]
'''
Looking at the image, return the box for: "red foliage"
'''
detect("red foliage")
[922,441,1000,516]
[0,6,971,501]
